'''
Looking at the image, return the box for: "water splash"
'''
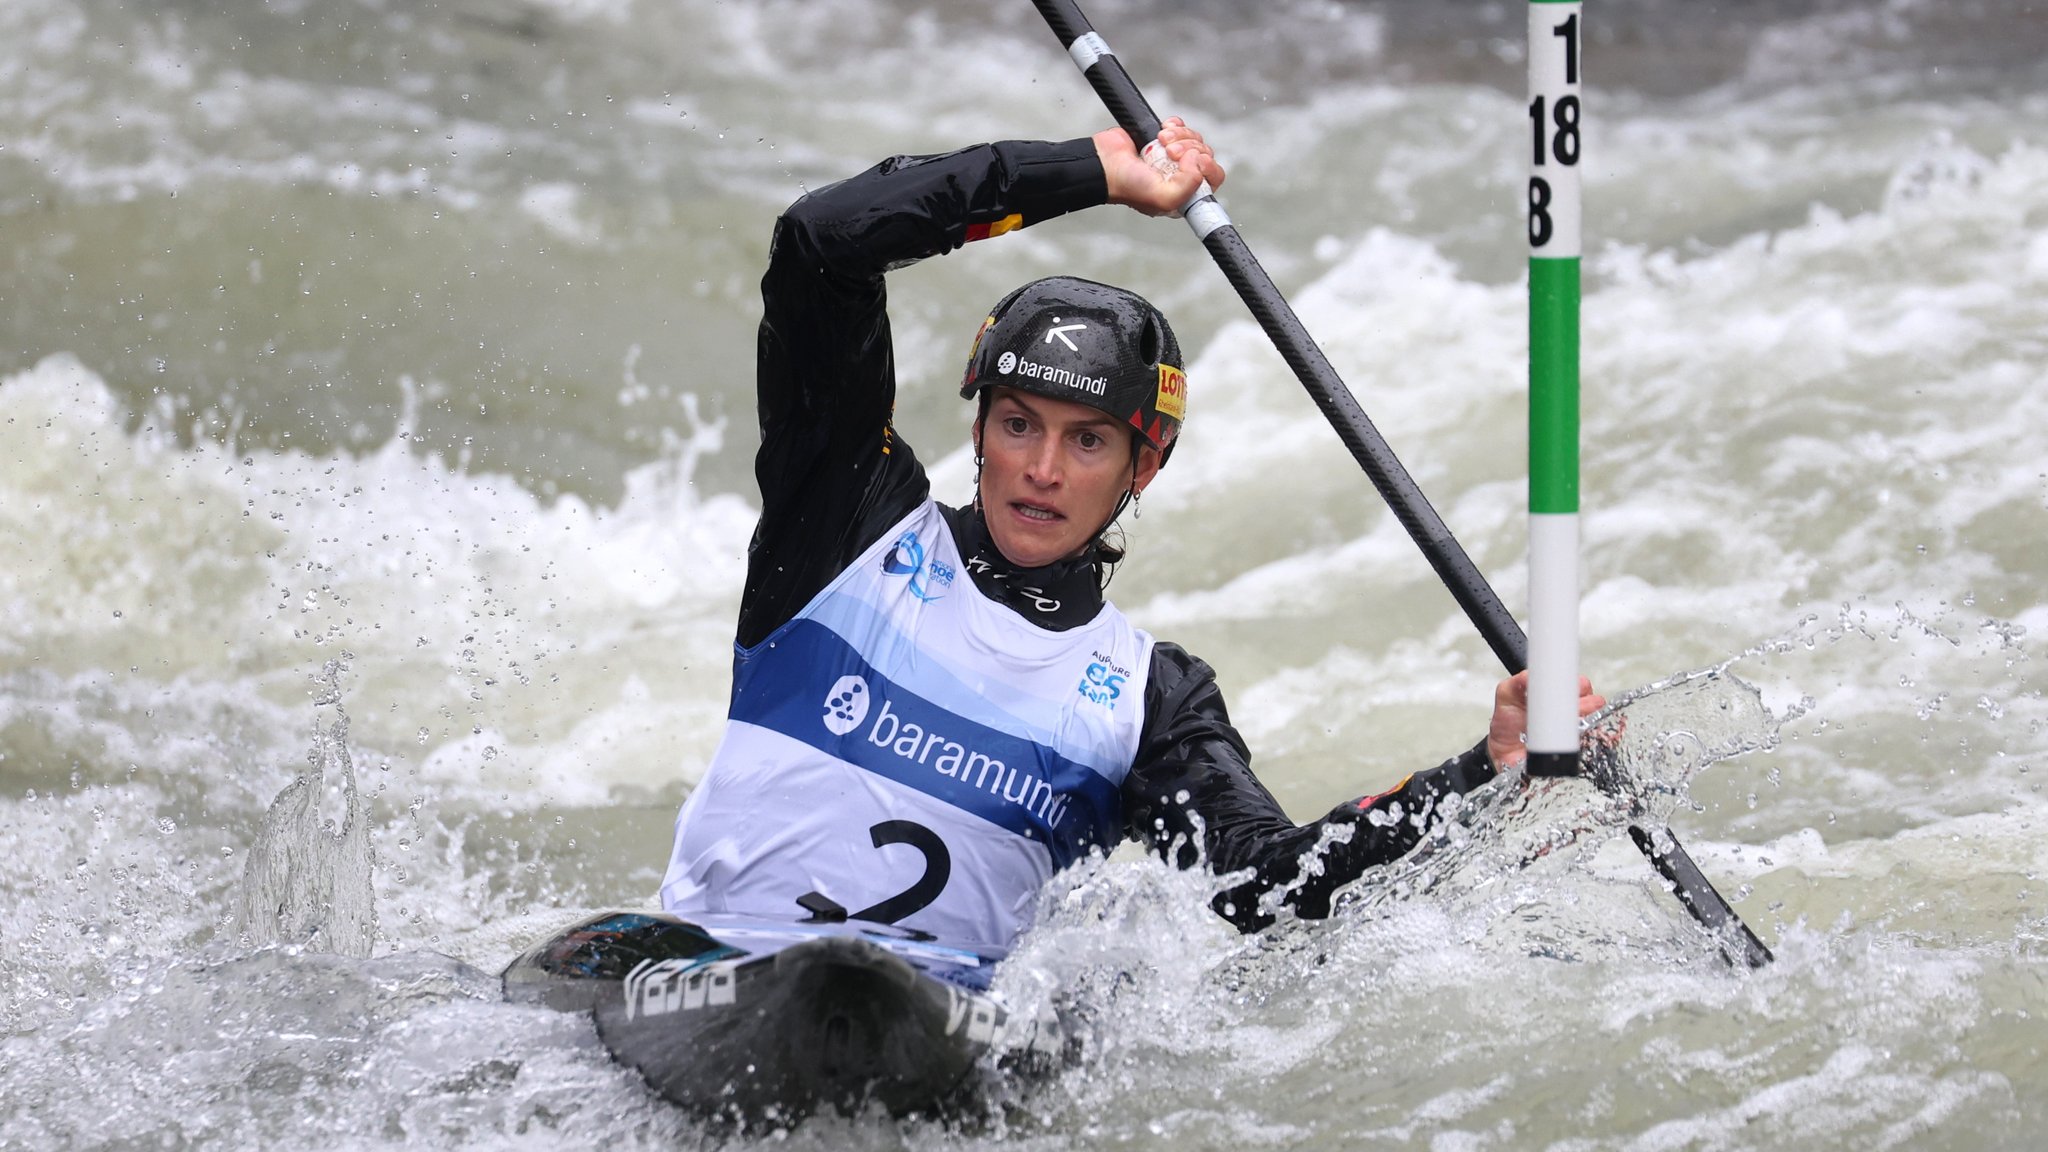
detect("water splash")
[232,658,377,956]
[1323,664,1784,964]
[0,948,573,1149]
[1586,666,1782,822]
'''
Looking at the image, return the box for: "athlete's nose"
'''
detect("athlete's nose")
[1021,437,1062,488]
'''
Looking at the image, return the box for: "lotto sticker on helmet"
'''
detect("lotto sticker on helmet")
[1155,364,1187,422]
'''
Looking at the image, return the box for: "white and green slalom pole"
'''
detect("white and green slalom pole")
[1522,0,1772,965]
[1525,0,1582,781]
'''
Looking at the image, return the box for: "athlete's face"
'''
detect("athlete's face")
[974,388,1161,569]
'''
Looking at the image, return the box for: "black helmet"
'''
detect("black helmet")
[959,276,1186,456]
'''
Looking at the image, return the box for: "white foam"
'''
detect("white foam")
[7,6,2048,1142]
[1151,227,1523,513]
[1,354,756,806]
[517,182,599,244]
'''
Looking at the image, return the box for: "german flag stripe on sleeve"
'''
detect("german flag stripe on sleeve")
[964,214,1025,243]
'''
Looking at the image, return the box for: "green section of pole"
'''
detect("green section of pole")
[1528,257,1579,515]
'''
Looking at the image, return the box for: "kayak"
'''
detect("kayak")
[501,910,1067,1120]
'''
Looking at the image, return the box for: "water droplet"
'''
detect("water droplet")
[416,727,430,745]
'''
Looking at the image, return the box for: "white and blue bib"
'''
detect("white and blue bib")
[661,500,1153,951]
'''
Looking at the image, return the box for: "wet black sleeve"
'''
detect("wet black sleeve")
[1122,642,1499,933]
[736,138,1108,649]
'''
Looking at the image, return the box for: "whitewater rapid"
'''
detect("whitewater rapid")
[3,0,2045,1147]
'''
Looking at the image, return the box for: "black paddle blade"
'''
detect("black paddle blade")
[1630,825,1774,968]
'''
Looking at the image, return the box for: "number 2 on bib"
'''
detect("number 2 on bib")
[797,820,952,925]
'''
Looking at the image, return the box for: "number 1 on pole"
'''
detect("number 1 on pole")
[1527,0,1581,778]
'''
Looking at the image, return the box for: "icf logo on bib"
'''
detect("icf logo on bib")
[822,675,871,735]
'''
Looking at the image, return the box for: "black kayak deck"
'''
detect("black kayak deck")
[502,911,1064,1120]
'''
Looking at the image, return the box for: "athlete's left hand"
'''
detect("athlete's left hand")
[1097,117,1225,217]
[1486,671,1606,772]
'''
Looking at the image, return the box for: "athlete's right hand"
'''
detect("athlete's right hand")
[1486,671,1606,772]
[1097,118,1225,217]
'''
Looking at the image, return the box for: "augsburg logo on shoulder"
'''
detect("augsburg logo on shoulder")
[1076,660,1126,710]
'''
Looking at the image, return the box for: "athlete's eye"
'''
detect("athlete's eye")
[1075,430,1104,451]
[1001,416,1030,436]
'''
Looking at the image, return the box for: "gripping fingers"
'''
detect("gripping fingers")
[1154,118,1225,190]
[1141,140,1181,179]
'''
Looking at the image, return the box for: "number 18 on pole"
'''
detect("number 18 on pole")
[1527,0,1581,778]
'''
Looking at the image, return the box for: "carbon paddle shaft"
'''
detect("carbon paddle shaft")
[1031,0,1771,968]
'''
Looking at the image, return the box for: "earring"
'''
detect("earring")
[1131,489,1142,519]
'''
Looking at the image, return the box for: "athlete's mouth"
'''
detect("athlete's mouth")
[1011,501,1063,523]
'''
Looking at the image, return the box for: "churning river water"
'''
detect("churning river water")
[3,0,2045,1147]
